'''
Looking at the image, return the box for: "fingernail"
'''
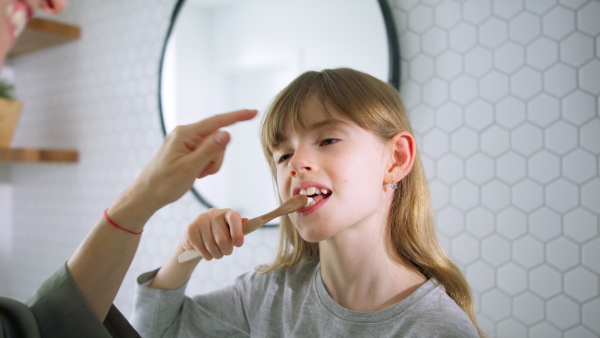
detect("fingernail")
[214,131,228,147]
[234,240,243,247]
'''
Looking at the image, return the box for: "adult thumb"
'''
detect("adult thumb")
[191,130,230,169]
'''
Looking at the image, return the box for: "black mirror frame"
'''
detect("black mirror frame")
[157,0,401,209]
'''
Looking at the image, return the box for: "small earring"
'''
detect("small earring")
[389,181,398,190]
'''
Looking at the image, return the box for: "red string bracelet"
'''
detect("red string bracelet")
[103,209,143,235]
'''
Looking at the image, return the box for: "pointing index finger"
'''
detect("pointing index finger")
[192,109,258,136]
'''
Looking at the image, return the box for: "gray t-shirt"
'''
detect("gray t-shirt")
[131,260,478,337]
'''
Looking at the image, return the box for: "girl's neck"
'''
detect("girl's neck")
[318,221,426,312]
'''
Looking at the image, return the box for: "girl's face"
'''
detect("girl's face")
[273,96,394,242]
[0,0,66,67]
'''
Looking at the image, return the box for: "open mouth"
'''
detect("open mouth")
[299,187,332,210]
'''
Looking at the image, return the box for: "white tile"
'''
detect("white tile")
[562,149,597,184]
[526,37,559,71]
[436,50,463,80]
[451,233,480,265]
[480,71,510,102]
[437,206,465,237]
[562,90,596,126]
[544,121,578,155]
[564,208,598,243]
[511,67,543,100]
[400,31,422,59]
[481,289,511,320]
[450,127,479,158]
[528,150,561,184]
[449,22,477,52]
[451,180,480,211]
[497,207,527,240]
[513,179,544,212]
[423,129,450,158]
[546,295,580,329]
[509,12,542,44]
[560,32,595,67]
[496,96,526,128]
[546,237,580,271]
[466,261,495,292]
[529,264,562,298]
[513,292,544,325]
[564,267,599,302]
[565,327,598,338]
[527,93,560,127]
[422,27,448,56]
[496,151,526,184]
[465,99,494,130]
[481,234,511,266]
[542,6,576,40]
[525,0,558,14]
[466,207,495,239]
[465,46,493,77]
[422,78,449,108]
[529,207,562,242]
[546,178,579,213]
[437,153,465,184]
[479,17,509,49]
[410,54,435,83]
[495,42,525,74]
[493,0,524,20]
[436,102,463,131]
[513,235,544,269]
[434,1,461,29]
[466,153,495,184]
[582,298,600,335]
[511,123,543,156]
[581,178,600,213]
[463,0,492,25]
[530,322,562,338]
[579,60,600,95]
[577,1,600,35]
[429,180,450,210]
[409,105,436,134]
[497,262,527,295]
[481,125,510,157]
[450,74,478,104]
[409,4,434,33]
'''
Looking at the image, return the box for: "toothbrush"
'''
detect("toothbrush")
[178,194,309,263]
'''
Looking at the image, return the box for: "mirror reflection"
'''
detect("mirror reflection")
[160,0,397,220]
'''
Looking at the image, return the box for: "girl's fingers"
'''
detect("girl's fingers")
[225,210,244,248]
[199,218,221,260]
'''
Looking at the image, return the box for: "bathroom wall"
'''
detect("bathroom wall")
[391,0,600,337]
[3,0,599,337]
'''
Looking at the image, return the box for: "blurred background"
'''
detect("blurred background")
[0,0,598,337]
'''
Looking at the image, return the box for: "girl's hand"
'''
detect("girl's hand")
[122,109,257,213]
[182,209,246,260]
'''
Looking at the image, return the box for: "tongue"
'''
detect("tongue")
[310,194,326,204]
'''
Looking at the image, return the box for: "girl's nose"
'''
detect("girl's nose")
[288,150,314,177]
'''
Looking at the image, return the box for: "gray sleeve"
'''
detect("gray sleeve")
[131,269,253,338]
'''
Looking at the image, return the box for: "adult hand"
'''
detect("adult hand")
[125,109,257,212]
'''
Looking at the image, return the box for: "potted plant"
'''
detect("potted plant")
[0,79,22,148]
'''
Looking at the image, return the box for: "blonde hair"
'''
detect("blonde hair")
[259,68,482,337]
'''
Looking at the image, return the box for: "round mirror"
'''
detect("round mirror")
[159,0,399,224]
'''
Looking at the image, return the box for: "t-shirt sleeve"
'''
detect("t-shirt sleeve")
[131,268,255,337]
[25,263,139,338]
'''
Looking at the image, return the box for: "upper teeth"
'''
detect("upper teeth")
[299,187,331,196]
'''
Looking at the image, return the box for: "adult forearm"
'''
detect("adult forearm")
[66,185,158,321]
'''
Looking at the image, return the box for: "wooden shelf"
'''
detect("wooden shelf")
[8,17,80,57]
[0,147,78,163]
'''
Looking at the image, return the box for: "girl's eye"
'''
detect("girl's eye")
[320,138,339,146]
[277,154,292,164]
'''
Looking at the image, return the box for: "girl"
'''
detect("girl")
[132,68,482,337]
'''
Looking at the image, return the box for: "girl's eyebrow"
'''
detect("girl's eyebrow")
[276,119,349,148]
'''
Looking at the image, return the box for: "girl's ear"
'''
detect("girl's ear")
[386,131,416,183]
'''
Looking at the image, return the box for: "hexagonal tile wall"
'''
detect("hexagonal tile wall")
[4,1,599,337]
[393,0,600,336]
